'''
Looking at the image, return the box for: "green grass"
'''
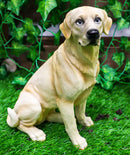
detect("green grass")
[0,70,130,155]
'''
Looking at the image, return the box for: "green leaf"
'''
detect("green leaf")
[7,0,25,16]
[12,76,27,85]
[96,74,101,84]
[69,0,82,8]
[34,26,41,36]
[108,1,122,18]
[0,48,6,58]
[128,2,130,7]
[23,18,35,33]
[0,36,3,46]
[37,0,57,21]
[102,64,115,74]
[114,76,120,81]
[124,60,130,73]
[48,51,54,59]
[100,39,105,53]
[23,18,40,37]
[101,80,114,90]
[112,52,125,66]
[104,72,116,82]
[0,0,5,10]
[0,65,7,79]
[27,47,38,61]
[117,18,129,30]
[97,74,116,90]
[4,13,14,25]
[12,27,26,40]
[101,64,120,82]
[54,30,61,45]
[107,0,116,5]
[39,20,51,29]
[120,37,127,47]
[50,10,62,26]
[11,41,28,56]
[125,41,130,52]
[120,37,130,52]
[26,35,36,44]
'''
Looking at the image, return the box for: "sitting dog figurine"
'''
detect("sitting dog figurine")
[7,6,112,150]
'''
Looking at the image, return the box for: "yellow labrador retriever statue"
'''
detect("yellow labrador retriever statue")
[7,6,112,150]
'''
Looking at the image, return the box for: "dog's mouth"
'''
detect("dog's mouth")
[78,40,99,47]
[88,41,98,46]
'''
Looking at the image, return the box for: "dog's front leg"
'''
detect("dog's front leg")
[75,101,94,127]
[57,99,87,150]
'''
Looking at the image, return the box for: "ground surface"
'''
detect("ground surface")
[0,70,130,155]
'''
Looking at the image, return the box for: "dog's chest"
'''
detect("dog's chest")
[53,47,98,101]
[54,63,96,101]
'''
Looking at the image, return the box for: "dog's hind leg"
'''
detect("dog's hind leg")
[46,111,63,123]
[18,125,46,141]
[13,91,46,141]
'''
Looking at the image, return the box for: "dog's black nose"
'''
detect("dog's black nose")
[87,29,99,40]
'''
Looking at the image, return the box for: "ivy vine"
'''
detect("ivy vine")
[0,0,130,89]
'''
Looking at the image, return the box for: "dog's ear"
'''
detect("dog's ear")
[102,10,112,35]
[60,18,71,39]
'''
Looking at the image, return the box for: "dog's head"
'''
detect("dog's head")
[60,6,112,46]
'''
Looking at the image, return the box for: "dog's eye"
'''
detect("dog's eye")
[75,19,84,26]
[94,17,101,23]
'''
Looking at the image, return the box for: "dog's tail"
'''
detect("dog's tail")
[7,108,19,127]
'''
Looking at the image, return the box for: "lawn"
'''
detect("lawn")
[0,70,130,155]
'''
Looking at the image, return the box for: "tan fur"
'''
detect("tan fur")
[7,6,112,150]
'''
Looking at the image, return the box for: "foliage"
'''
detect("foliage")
[99,0,130,30]
[0,0,130,89]
[0,0,82,85]
[97,59,130,90]
[0,65,7,79]
[12,76,27,85]
[37,0,57,22]
[96,0,130,90]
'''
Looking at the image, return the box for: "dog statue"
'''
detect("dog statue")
[7,6,112,150]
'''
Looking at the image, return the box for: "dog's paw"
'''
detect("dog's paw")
[73,136,88,150]
[79,116,94,127]
[28,127,46,141]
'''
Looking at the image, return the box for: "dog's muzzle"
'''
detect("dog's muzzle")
[87,29,99,45]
